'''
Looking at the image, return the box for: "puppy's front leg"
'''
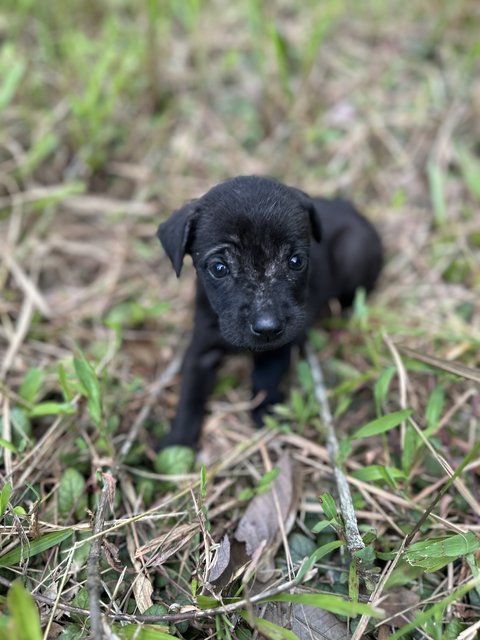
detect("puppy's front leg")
[162,327,224,449]
[251,343,292,428]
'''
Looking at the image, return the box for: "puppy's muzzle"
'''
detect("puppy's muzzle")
[250,311,285,340]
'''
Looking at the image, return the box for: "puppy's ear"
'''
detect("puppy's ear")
[157,201,198,277]
[290,187,322,242]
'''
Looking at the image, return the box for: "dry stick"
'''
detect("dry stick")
[0,568,317,625]
[82,353,183,637]
[87,475,115,640]
[306,343,364,553]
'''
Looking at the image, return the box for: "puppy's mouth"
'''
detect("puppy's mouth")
[248,337,291,352]
[219,322,300,352]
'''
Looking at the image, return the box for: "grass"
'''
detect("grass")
[0,0,479,638]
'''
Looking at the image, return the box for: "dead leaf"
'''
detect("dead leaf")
[259,600,351,640]
[234,452,299,582]
[135,523,197,564]
[127,536,153,613]
[132,572,154,613]
[103,539,121,570]
[209,535,231,583]
[102,472,116,509]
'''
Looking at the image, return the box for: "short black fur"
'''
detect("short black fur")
[157,176,383,448]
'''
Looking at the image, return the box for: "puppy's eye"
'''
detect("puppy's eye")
[289,254,305,271]
[208,260,229,279]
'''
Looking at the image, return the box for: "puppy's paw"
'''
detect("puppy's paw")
[251,404,276,429]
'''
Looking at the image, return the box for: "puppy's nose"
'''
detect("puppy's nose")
[250,312,284,338]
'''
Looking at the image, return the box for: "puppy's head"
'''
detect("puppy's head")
[158,176,321,350]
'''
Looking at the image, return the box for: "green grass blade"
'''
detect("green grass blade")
[270,593,383,618]
[350,409,412,439]
[74,353,103,427]
[0,529,73,567]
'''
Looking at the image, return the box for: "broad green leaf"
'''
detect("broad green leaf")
[319,492,338,521]
[350,465,405,484]
[238,488,254,501]
[18,368,44,405]
[257,467,280,489]
[56,625,84,640]
[350,409,412,440]
[6,581,42,640]
[0,483,12,518]
[154,446,195,475]
[143,604,168,616]
[443,618,466,640]
[197,595,221,609]
[57,363,74,402]
[0,438,17,453]
[311,519,335,534]
[270,593,383,618]
[240,612,298,640]
[0,529,73,567]
[296,540,344,582]
[5,408,31,440]
[404,532,480,572]
[28,402,76,417]
[288,532,316,565]
[74,354,102,426]
[58,468,86,519]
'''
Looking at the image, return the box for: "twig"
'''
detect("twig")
[0,567,318,625]
[306,343,365,553]
[114,569,317,623]
[351,537,407,640]
[87,473,116,640]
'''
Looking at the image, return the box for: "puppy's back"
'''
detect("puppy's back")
[311,197,383,309]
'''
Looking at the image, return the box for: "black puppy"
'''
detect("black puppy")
[158,176,382,448]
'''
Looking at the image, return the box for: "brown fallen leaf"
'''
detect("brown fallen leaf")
[127,536,153,613]
[235,453,295,556]
[209,535,231,583]
[234,452,299,582]
[207,452,300,591]
[259,600,351,640]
